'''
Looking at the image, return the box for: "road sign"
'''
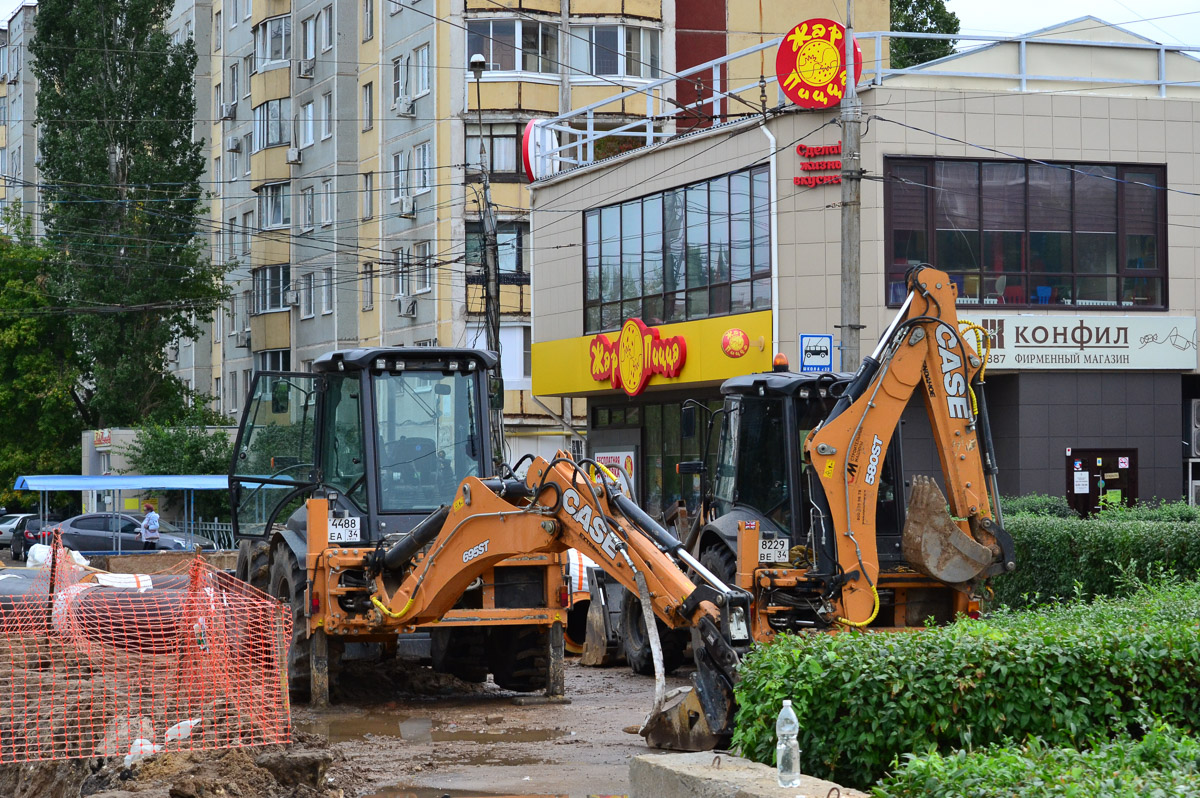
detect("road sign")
[799,334,834,373]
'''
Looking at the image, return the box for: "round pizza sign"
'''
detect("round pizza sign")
[775,18,862,110]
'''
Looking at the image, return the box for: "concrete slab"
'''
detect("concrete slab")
[630,751,868,798]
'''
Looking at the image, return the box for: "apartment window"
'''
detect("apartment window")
[214,377,222,414]
[321,5,334,51]
[258,182,291,229]
[413,142,431,193]
[466,124,518,175]
[243,54,255,88]
[884,158,1167,308]
[301,186,315,230]
[583,165,771,334]
[323,267,334,312]
[256,349,291,372]
[213,157,221,196]
[321,92,333,138]
[230,0,238,24]
[392,248,410,296]
[253,264,291,313]
[230,371,238,412]
[214,82,222,112]
[571,25,660,78]
[253,98,290,149]
[391,151,407,200]
[214,228,223,262]
[467,222,529,277]
[361,262,375,309]
[302,17,316,60]
[229,216,239,253]
[241,211,254,252]
[229,63,238,101]
[245,0,252,20]
[322,180,333,225]
[243,134,253,169]
[361,172,374,219]
[214,12,222,49]
[391,56,409,104]
[362,82,373,130]
[301,272,315,318]
[255,16,292,72]
[362,0,374,41]
[300,102,314,146]
[466,19,557,74]
[0,99,6,127]
[413,241,432,292]
[415,45,430,95]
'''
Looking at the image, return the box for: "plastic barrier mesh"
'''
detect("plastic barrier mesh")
[0,534,291,763]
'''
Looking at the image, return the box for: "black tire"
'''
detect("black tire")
[236,539,271,592]
[269,544,342,698]
[488,625,549,692]
[431,628,488,683]
[620,591,688,676]
[11,535,24,562]
[700,544,737,587]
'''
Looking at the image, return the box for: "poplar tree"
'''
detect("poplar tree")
[891,0,960,69]
[32,0,226,427]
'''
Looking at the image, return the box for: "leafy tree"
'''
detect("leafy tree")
[0,212,85,512]
[119,408,235,518]
[31,0,228,428]
[891,0,960,69]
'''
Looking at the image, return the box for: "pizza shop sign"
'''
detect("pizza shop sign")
[589,318,687,396]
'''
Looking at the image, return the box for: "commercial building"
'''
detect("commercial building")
[529,18,1200,515]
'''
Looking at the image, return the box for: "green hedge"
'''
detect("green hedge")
[873,725,1200,797]
[731,580,1200,789]
[999,493,1075,518]
[991,515,1200,608]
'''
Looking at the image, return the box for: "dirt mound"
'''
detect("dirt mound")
[0,732,346,798]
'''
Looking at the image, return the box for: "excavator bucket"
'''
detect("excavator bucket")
[902,475,996,585]
[640,686,722,751]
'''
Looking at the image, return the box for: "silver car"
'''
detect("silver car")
[0,514,34,549]
[55,513,218,552]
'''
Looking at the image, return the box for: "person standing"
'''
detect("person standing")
[139,503,160,550]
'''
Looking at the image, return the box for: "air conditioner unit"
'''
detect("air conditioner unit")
[283,289,300,306]
[394,97,415,117]
[397,298,417,318]
[220,101,237,120]
[226,136,242,153]
[234,330,251,348]
[1191,480,1200,507]
[297,58,315,79]
[286,147,302,164]
[397,195,415,217]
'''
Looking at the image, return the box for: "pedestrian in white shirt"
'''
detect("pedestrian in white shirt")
[139,503,160,550]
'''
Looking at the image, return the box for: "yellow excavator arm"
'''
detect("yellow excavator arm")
[805,265,1016,625]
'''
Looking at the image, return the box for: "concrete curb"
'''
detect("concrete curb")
[630,751,869,798]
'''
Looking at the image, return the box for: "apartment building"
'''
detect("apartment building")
[3,4,39,229]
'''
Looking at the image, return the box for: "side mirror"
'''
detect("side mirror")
[681,405,696,439]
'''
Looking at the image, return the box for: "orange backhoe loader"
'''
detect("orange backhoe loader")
[230,265,1014,750]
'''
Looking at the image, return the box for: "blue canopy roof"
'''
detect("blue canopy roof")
[14,475,230,491]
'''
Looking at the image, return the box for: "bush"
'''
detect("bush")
[999,493,1075,518]
[874,724,1200,797]
[990,515,1200,608]
[1094,498,1200,523]
[731,580,1200,789]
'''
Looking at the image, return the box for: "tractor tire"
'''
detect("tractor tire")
[431,628,488,683]
[700,544,737,587]
[236,539,271,592]
[488,625,549,693]
[268,544,342,698]
[619,591,688,676]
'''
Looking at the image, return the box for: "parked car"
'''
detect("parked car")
[11,516,64,561]
[0,514,35,549]
[53,513,218,554]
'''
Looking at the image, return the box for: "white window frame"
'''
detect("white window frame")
[301,186,315,231]
[214,12,222,49]
[243,134,253,172]
[300,101,314,147]
[391,56,409,105]
[415,45,430,96]
[414,240,432,293]
[229,63,238,101]
[241,211,254,253]
[321,179,333,226]
[361,262,375,310]
[321,5,334,52]
[254,15,292,73]
[321,92,333,139]
[214,156,221,196]
[253,264,291,313]
[253,98,290,149]
[243,54,255,91]
[362,0,374,41]
[322,267,334,313]
[302,17,316,60]
[301,272,315,318]
[391,151,407,201]
[571,24,660,79]
[258,182,291,229]
[392,248,410,296]
[362,82,373,131]
[467,19,558,74]
[361,172,374,220]
[413,142,431,194]
[230,0,238,26]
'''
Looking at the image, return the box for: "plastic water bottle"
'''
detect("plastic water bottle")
[776,699,801,787]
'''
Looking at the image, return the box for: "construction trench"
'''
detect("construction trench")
[0,547,857,798]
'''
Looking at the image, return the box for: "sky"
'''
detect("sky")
[945,0,1200,47]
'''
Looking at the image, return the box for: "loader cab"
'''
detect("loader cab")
[711,370,906,564]
[230,347,496,546]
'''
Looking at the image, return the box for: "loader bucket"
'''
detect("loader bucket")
[902,475,996,585]
[640,686,723,751]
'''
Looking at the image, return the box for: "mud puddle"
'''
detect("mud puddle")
[298,711,567,745]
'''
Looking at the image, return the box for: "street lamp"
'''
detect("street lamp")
[469,53,487,169]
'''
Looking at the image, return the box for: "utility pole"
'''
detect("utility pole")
[838,0,864,368]
[470,54,506,467]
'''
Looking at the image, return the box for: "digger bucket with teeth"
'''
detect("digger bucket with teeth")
[901,475,997,585]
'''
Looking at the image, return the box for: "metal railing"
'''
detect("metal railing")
[530,29,1200,178]
[192,519,236,550]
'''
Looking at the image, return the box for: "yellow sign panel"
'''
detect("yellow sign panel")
[532,311,772,397]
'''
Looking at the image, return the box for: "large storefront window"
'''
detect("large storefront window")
[584,165,771,334]
[885,158,1166,308]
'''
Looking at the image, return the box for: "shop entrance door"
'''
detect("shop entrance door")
[1065,448,1138,517]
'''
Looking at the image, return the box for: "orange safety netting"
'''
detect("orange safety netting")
[0,533,291,763]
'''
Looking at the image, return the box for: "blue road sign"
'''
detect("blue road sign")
[800,334,834,373]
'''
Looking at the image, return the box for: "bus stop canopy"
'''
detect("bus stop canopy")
[14,475,228,491]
